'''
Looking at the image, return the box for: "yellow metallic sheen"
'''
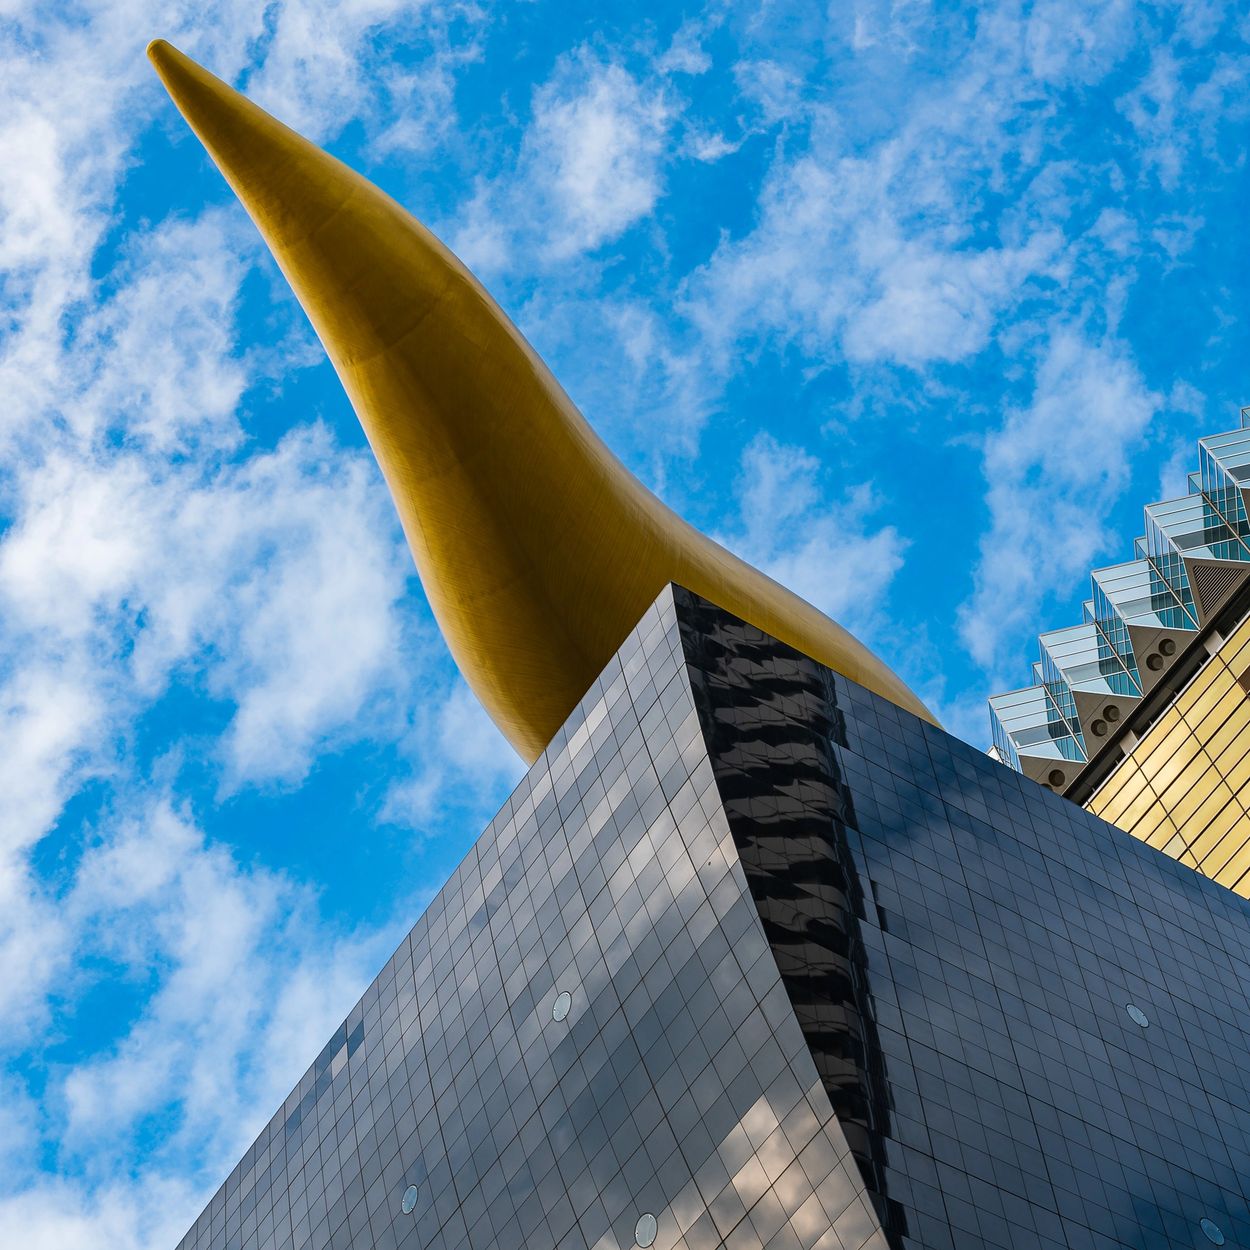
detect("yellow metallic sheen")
[147,39,936,762]
[1087,611,1250,898]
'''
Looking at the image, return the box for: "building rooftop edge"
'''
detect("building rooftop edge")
[989,404,1250,797]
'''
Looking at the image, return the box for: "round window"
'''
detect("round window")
[1200,1217,1225,1245]
[635,1213,657,1247]
[552,990,572,1022]
[1126,1004,1148,1028]
[401,1184,419,1215]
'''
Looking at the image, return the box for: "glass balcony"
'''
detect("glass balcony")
[989,685,1086,769]
[1091,558,1197,633]
[1039,622,1141,700]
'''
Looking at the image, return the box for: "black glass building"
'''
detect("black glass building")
[175,587,1250,1250]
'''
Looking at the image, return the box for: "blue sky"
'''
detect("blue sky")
[1,1,1247,1245]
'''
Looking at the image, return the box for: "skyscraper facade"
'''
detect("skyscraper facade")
[176,588,1250,1250]
[147,40,1250,1250]
[990,408,1250,897]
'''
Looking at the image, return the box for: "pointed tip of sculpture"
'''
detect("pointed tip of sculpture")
[145,37,265,152]
[146,37,185,79]
[145,37,246,169]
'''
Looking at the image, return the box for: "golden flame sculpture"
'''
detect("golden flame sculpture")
[148,40,935,762]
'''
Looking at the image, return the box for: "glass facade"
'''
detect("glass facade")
[179,588,1250,1250]
[176,590,889,1250]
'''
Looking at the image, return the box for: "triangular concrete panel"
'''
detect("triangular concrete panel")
[1019,753,1081,793]
[1071,688,1141,748]
[1126,622,1196,695]
[1183,556,1250,627]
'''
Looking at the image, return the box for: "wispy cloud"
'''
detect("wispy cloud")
[452,49,673,270]
[958,326,1162,679]
[718,433,906,635]
[686,144,1064,371]
[1117,43,1250,193]
[1,797,397,1250]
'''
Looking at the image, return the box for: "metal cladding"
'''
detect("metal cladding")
[989,407,1250,793]
[145,39,935,764]
[172,587,1250,1250]
[1084,612,1250,893]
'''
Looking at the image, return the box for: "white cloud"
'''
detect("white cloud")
[687,144,1062,371]
[677,1,1240,398]
[451,51,672,269]
[718,432,906,632]
[1153,382,1207,502]
[245,0,487,145]
[369,44,484,157]
[1017,0,1138,86]
[383,680,524,829]
[531,56,671,259]
[0,428,414,807]
[596,298,718,459]
[684,128,743,162]
[657,17,716,76]
[245,0,425,137]
[70,213,258,451]
[434,682,523,777]
[685,27,1087,376]
[62,802,383,1149]
[0,797,397,1249]
[0,1178,198,1250]
[0,846,72,1041]
[732,58,804,125]
[187,432,413,788]
[958,326,1162,678]
[0,201,418,844]
[1118,45,1250,194]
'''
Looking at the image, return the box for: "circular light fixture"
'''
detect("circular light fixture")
[635,1213,658,1247]
[1091,719,1107,737]
[1047,769,1066,787]
[552,990,572,1022]
[401,1184,419,1215]
[1105,705,1120,722]
[1160,638,1177,656]
[1147,653,1164,671]
[1126,1004,1148,1028]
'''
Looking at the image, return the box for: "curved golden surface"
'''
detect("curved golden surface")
[148,39,936,761]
